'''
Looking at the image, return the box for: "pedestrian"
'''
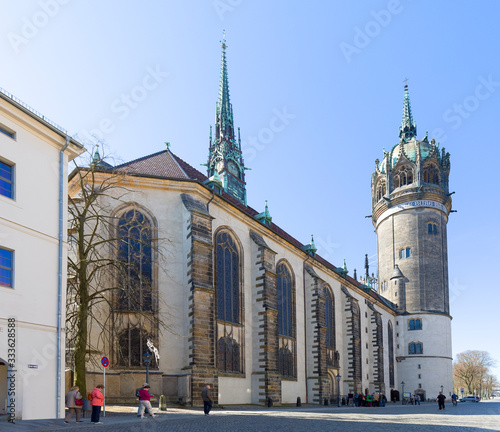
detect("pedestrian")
[90,384,105,424]
[415,394,421,405]
[347,391,354,406]
[136,383,152,417]
[202,384,213,416]
[354,392,360,407]
[451,393,458,406]
[138,385,157,419]
[64,386,83,423]
[436,391,446,410]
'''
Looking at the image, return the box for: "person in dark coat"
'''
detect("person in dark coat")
[436,392,446,410]
[202,384,213,416]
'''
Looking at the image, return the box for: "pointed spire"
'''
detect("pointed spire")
[364,253,369,282]
[399,80,417,141]
[92,144,101,165]
[216,30,234,141]
[256,200,272,226]
[302,234,317,257]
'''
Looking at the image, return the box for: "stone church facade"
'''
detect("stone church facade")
[72,39,453,405]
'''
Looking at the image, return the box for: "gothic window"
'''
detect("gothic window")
[325,288,335,349]
[427,222,438,235]
[388,321,395,386]
[277,262,294,337]
[423,164,440,185]
[117,209,153,312]
[117,327,156,368]
[376,179,386,202]
[399,247,411,259]
[393,166,413,188]
[409,342,423,355]
[215,231,240,324]
[217,337,241,373]
[408,318,422,330]
[278,347,294,378]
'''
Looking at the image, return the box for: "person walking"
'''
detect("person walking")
[136,383,152,417]
[138,385,157,419]
[202,384,213,416]
[436,392,446,410]
[64,386,83,423]
[90,384,105,424]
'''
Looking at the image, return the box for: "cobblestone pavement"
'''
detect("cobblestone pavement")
[2,400,499,432]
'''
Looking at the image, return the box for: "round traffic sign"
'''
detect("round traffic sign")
[101,356,109,367]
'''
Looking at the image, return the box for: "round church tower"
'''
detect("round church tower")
[371,84,453,400]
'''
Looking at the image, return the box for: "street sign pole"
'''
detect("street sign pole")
[101,356,109,417]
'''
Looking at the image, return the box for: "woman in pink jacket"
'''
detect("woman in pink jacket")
[90,384,105,424]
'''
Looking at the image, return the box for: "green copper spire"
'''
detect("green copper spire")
[206,32,247,205]
[399,81,417,141]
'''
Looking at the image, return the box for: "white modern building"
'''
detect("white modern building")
[0,88,83,420]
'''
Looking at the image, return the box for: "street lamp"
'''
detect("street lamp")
[143,350,152,384]
[401,381,405,404]
[336,373,341,407]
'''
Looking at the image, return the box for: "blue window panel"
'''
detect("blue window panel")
[415,319,422,330]
[0,161,13,199]
[277,263,293,337]
[216,231,239,324]
[0,248,13,287]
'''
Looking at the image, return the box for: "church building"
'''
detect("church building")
[73,37,453,406]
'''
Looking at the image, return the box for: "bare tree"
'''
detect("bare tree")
[453,350,497,396]
[66,148,170,396]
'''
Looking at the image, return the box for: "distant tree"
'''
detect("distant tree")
[66,147,169,396]
[453,350,497,396]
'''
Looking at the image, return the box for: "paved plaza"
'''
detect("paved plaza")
[1,400,499,432]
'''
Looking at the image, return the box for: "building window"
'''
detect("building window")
[393,166,413,188]
[117,327,155,368]
[409,342,423,355]
[216,231,240,324]
[277,262,293,337]
[399,247,411,259]
[423,164,440,185]
[0,123,15,140]
[418,383,422,389]
[116,209,153,311]
[418,364,421,369]
[278,347,294,378]
[388,321,395,387]
[376,179,386,202]
[408,318,422,330]
[0,248,13,288]
[418,374,421,379]
[217,336,241,373]
[325,288,335,349]
[427,222,438,235]
[0,160,14,199]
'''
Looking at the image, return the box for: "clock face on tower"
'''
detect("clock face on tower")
[228,161,239,178]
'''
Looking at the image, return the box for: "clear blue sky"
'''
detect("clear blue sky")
[2,1,499,382]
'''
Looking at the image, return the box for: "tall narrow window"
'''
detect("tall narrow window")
[325,289,335,349]
[399,247,411,259]
[117,209,153,311]
[427,223,438,235]
[0,247,13,288]
[388,321,395,387]
[0,161,13,199]
[376,179,386,202]
[216,231,240,323]
[423,164,440,185]
[394,166,413,188]
[277,263,293,337]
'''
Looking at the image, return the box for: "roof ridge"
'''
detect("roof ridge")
[114,149,168,168]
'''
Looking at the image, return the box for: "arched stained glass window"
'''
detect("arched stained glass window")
[388,321,395,387]
[325,288,335,349]
[117,209,153,311]
[277,263,293,337]
[278,347,294,378]
[215,231,240,323]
